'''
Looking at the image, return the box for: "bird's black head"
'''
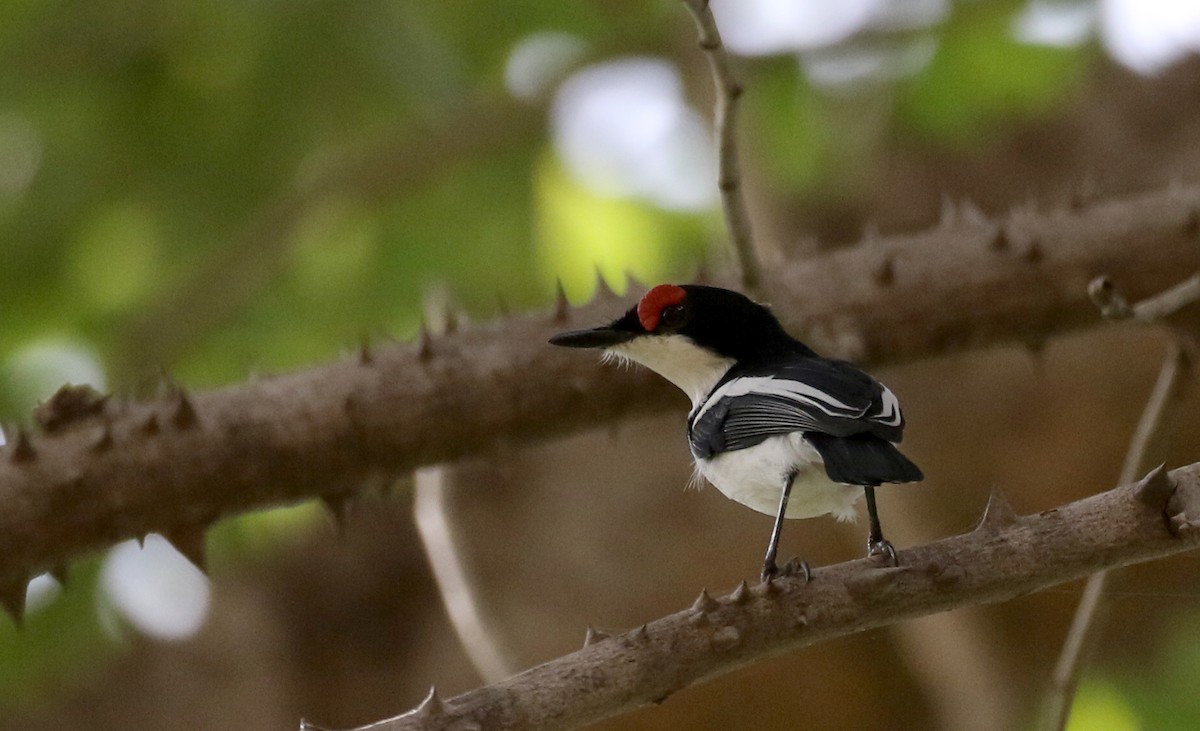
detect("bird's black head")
[549,284,810,361]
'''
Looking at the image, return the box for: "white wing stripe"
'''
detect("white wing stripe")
[694,376,862,423]
[872,385,902,427]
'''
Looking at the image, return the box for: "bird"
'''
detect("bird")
[550,283,922,581]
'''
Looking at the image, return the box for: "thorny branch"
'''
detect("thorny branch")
[1041,274,1199,731]
[0,184,1199,622]
[680,0,762,294]
[304,463,1200,731]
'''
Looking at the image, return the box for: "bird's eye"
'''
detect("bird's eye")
[658,304,686,330]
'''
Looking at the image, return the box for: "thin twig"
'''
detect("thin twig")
[1042,274,1199,731]
[314,462,1200,731]
[1089,273,1200,322]
[680,0,762,294]
[413,467,517,683]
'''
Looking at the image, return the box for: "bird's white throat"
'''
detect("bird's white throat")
[606,334,736,406]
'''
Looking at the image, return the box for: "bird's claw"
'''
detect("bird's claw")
[781,557,813,583]
[868,538,899,566]
[761,558,812,584]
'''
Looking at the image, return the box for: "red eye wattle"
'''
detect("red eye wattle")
[638,284,687,331]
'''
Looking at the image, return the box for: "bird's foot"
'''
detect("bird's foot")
[867,538,899,566]
[781,557,813,583]
[761,557,812,583]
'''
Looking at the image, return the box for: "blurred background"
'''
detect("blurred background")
[1,0,1200,729]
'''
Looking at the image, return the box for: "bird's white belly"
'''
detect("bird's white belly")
[695,433,862,521]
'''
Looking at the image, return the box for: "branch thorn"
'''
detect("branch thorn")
[691,588,719,615]
[873,256,895,287]
[554,280,570,323]
[1134,464,1174,508]
[163,525,208,574]
[1023,238,1044,263]
[50,564,70,587]
[0,576,27,625]
[939,194,958,228]
[976,489,1020,531]
[594,266,619,300]
[583,625,612,647]
[988,225,1009,252]
[321,493,351,532]
[92,423,114,453]
[140,413,160,436]
[728,580,750,605]
[416,686,445,717]
[418,321,434,361]
[170,387,198,429]
[9,427,36,463]
[34,384,109,433]
[960,198,988,228]
[756,574,781,597]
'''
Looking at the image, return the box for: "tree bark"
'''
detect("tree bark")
[1,184,1198,611]
[317,463,1200,731]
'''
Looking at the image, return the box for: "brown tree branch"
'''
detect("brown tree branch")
[680,0,762,293]
[303,463,1200,731]
[1,184,1199,618]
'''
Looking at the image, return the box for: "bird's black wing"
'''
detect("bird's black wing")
[688,356,906,460]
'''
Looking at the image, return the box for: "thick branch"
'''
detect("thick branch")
[1,185,1199,603]
[310,463,1200,731]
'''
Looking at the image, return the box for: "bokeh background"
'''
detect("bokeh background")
[2,0,1200,729]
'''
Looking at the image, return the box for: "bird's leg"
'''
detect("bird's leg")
[864,484,898,565]
[762,470,799,582]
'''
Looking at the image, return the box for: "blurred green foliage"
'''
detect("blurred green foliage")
[1,0,1194,724]
[1061,615,1200,731]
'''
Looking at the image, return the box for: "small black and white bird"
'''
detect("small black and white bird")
[550,283,922,581]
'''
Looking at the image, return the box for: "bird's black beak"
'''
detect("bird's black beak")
[549,325,637,349]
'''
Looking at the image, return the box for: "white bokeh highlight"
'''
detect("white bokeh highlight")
[1100,0,1200,74]
[1013,0,1096,48]
[711,0,884,55]
[505,31,588,101]
[551,58,717,211]
[24,573,62,615]
[4,339,108,396]
[100,536,211,641]
[802,37,940,87]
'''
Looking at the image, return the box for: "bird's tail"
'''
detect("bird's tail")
[805,432,924,486]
